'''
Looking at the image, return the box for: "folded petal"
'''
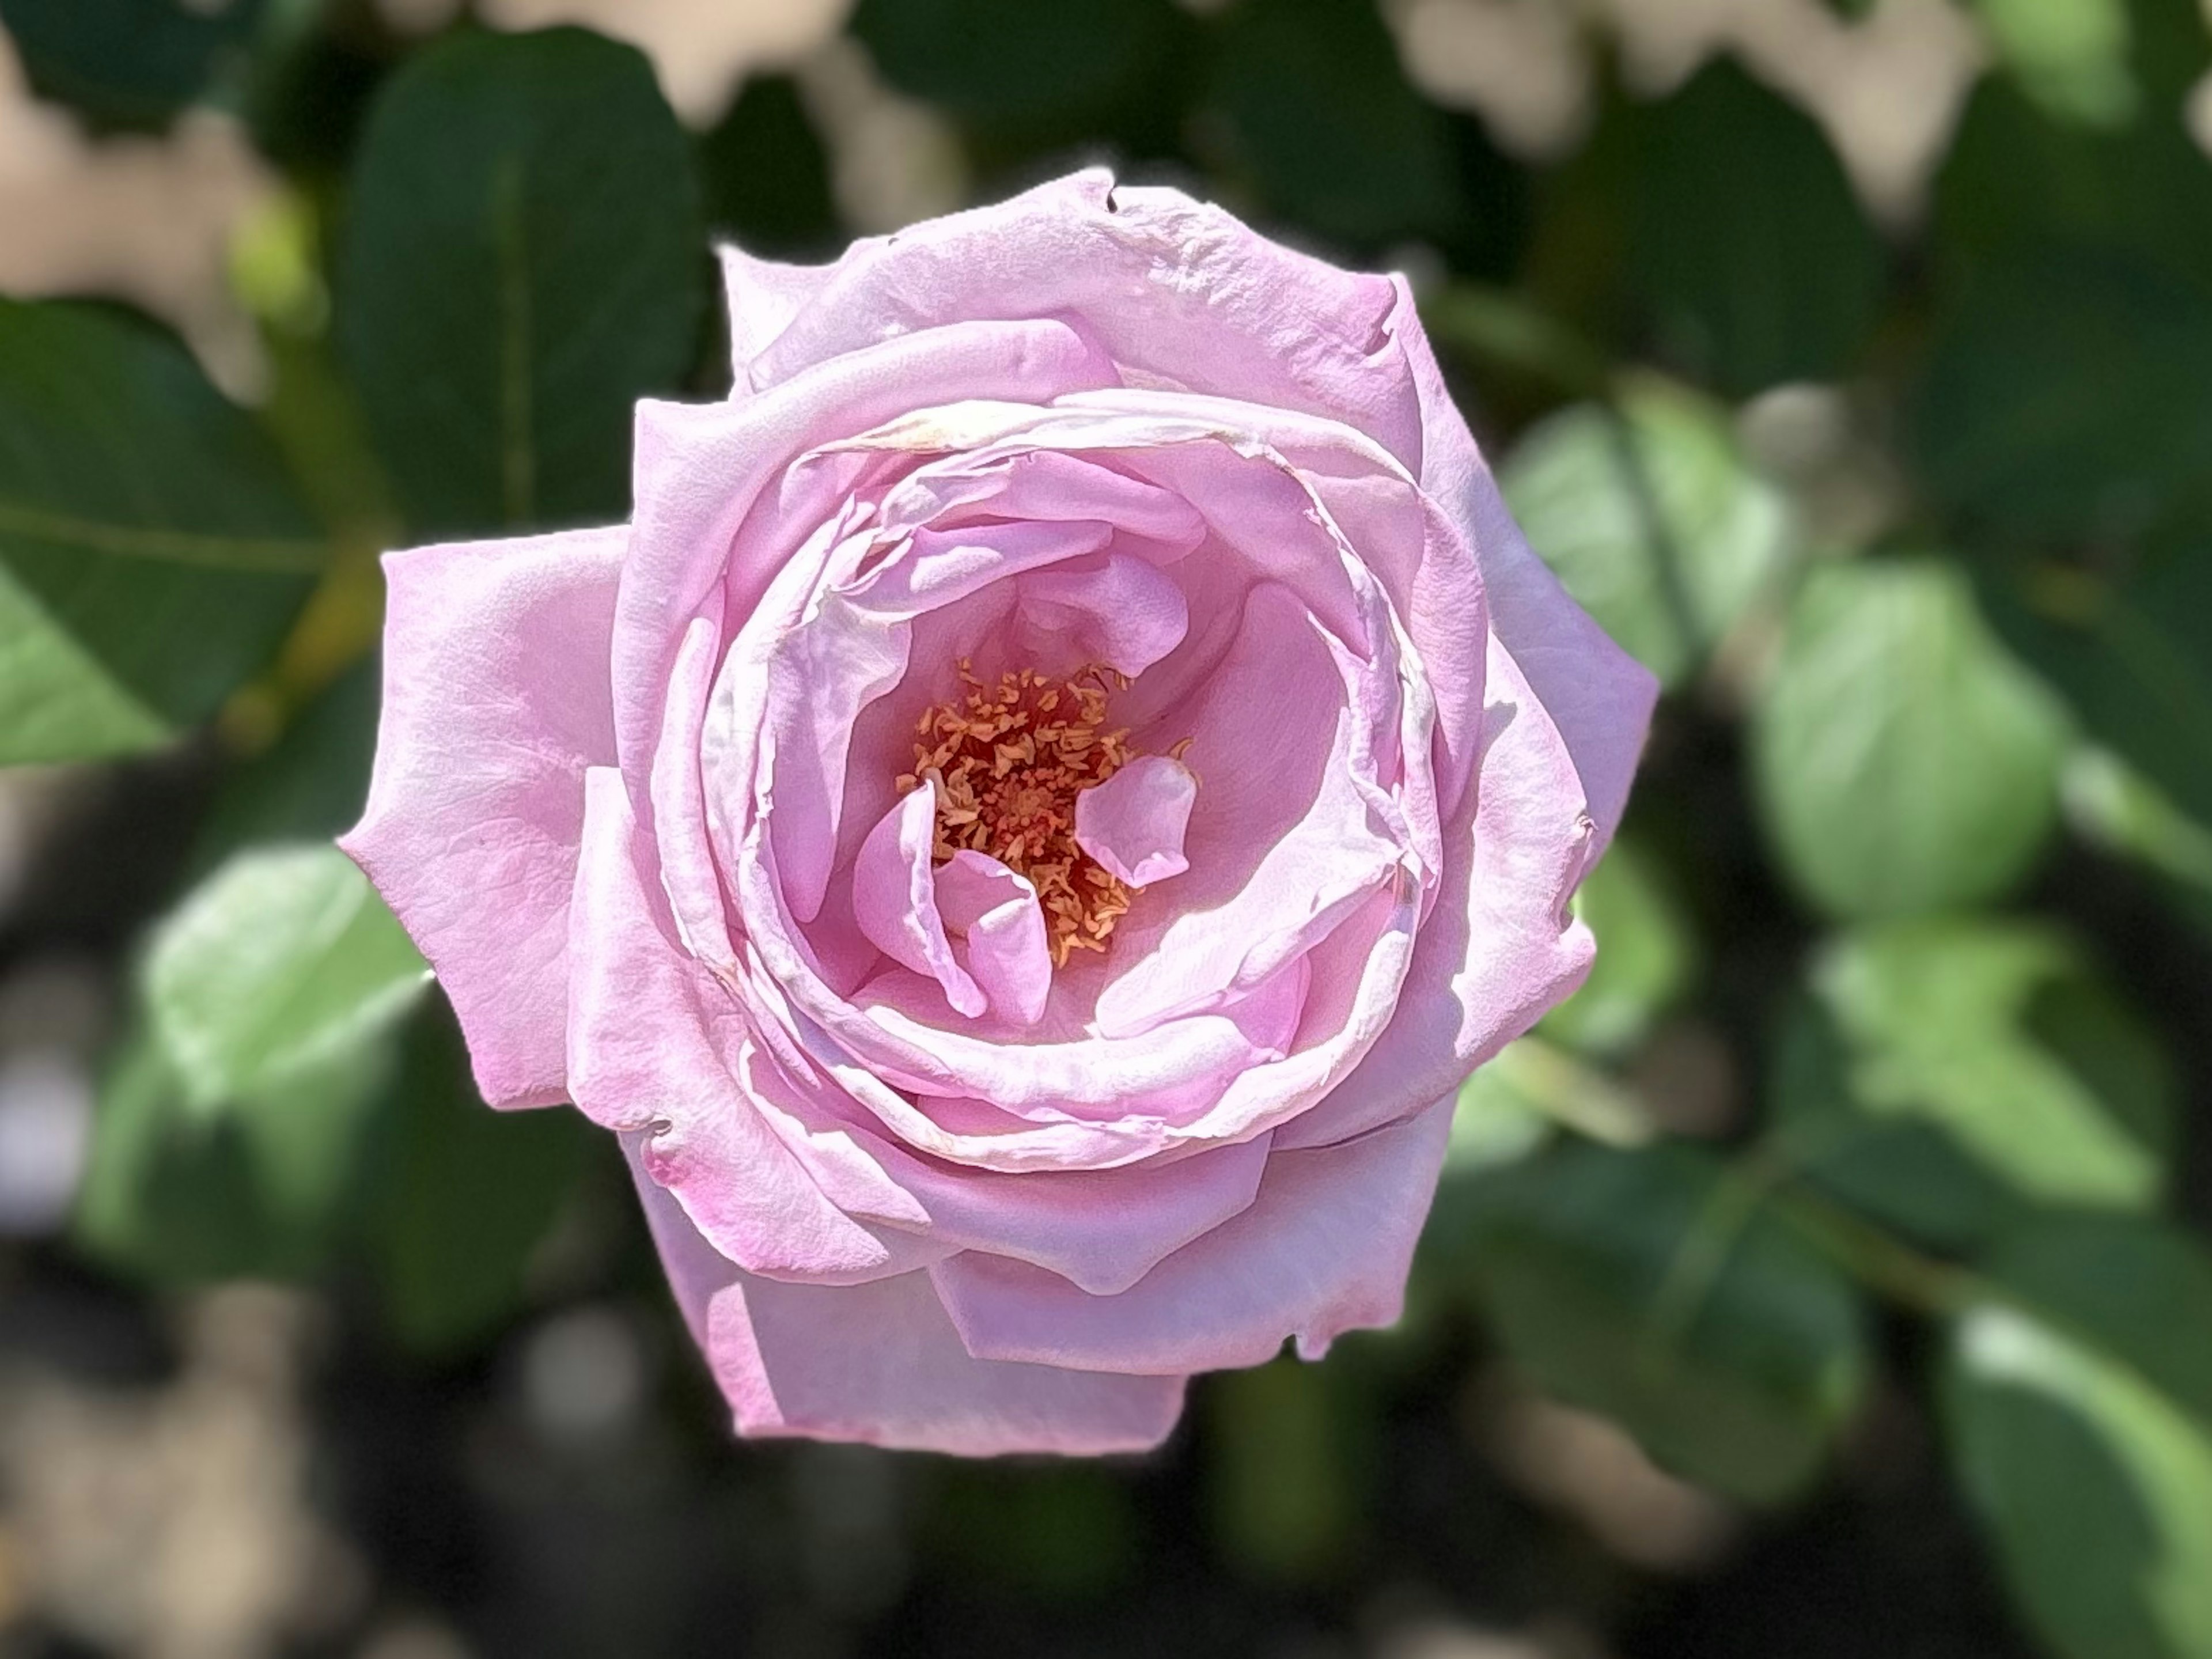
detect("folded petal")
[342,525,624,1108]
[1075,755,1196,889]
[931,1096,1454,1374]
[853,786,984,1017]
[570,768,930,1282]
[934,852,1051,1027]
[635,1161,1187,1456]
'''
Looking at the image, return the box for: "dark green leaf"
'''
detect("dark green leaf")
[1771,919,2175,1245]
[1910,254,2212,547]
[1206,1355,1363,1580]
[1624,58,1885,396]
[0,300,323,765]
[1943,1216,2212,1659]
[1455,1139,1868,1505]
[1980,550,2212,828]
[1205,0,1463,247]
[697,74,839,258]
[0,0,263,131]
[854,0,1184,132]
[337,28,705,538]
[1499,378,1796,688]
[75,1027,390,1283]
[190,658,380,875]
[365,998,590,1354]
[1751,556,2067,918]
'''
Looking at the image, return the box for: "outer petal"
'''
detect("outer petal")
[930,1096,1455,1374]
[1275,638,1599,1151]
[570,769,933,1283]
[718,244,846,391]
[342,525,624,1108]
[635,1158,1188,1456]
[741,168,1421,464]
[1391,275,1657,849]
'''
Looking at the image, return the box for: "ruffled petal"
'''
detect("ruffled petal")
[636,1161,1187,1456]
[852,786,984,1017]
[342,525,624,1108]
[570,768,933,1282]
[931,1095,1454,1374]
[934,852,1052,1027]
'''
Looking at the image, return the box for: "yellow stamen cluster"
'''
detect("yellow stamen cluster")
[896,662,1135,967]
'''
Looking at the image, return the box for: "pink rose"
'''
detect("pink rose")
[343,169,1655,1456]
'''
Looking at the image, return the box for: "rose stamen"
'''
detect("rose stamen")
[895,661,1135,967]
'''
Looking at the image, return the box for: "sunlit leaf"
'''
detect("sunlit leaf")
[0,300,323,765]
[1772,919,2175,1247]
[1751,556,2068,918]
[1945,1215,2212,1659]
[1501,378,1796,688]
[145,843,430,1109]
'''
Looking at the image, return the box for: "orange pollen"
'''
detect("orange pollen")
[895,661,1135,968]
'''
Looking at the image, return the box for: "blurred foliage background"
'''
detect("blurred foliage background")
[0,0,2210,1655]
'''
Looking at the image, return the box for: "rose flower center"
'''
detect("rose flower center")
[897,662,1139,967]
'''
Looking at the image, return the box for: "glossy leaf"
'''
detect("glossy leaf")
[1751,556,2068,918]
[1500,379,1795,688]
[1944,1216,2212,1659]
[1624,58,1885,396]
[1456,1139,1868,1505]
[337,28,704,538]
[0,300,323,765]
[144,843,430,1109]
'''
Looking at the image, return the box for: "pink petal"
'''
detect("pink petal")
[635,1159,1187,1456]
[1014,551,1191,679]
[568,768,931,1282]
[740,168,1421,466]
[1392,276,1657,850]
[717,244,844,392]
[1074,755,1196,889]
[851,787,984,1017]
[1276,637,1599,1151]
[934,852,1051,1027]
[341,525,624,1108]
[613,316,1119,777]
[931,1094,1455,1374]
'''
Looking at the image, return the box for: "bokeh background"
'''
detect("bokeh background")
[2,1,2210,1656]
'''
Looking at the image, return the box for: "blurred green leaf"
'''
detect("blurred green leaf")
[1944,1216,2212,1659]
[1980,550,2212,829]
[698,74,839,257]
[1205,0,1462,247]
[1751,556,2067,918]
[1624,58,1885,396]
[1541,839,1698,1058]
[1458,1139,1867,1505]
[1500,378,1795,688]
[1772,919,2175,1245]
[2062,748,2212,941]
[188,659,379,874]
[0,0,264,131]
[1910,255,2212,547]
[926,1462,1141,1599]
[1206,1355,1363,1580]
[1969,0,2137,127]
[337,28,704,538]
[365,998,589,1354]
[145,843,429,1109]
[0,300,323,766]
[1450,1039,1652,1178]
[855,0,1184,132]
[76,1027,391,1283]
